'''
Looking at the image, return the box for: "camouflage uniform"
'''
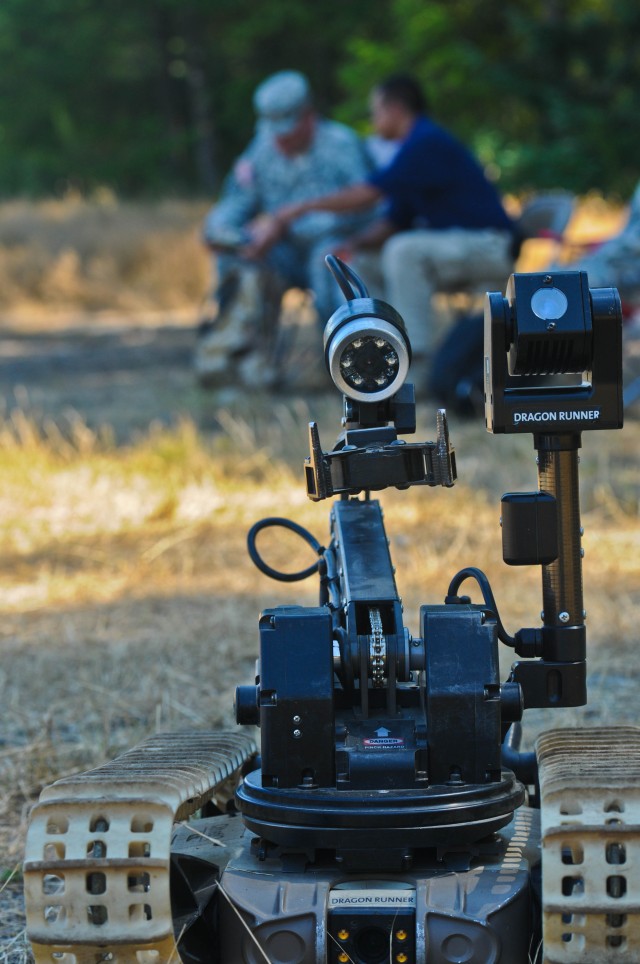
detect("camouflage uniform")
[197,118,371,387]
[564,181,640,294]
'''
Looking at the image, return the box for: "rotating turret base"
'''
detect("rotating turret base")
[236,768,525,864]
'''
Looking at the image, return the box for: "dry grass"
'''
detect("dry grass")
[0,190,629,324]
[0,193,639,960]
[0,193,210,321]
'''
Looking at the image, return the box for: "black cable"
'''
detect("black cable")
[247,517,325,582]
[446,566,517,648]
[325,253,369,300]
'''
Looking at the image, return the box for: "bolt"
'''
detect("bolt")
[293,729,302,739]
[292,715,301,724]
[546,322,556,331]
[580,548,585,558]
[559,611,570,623]
[582,610,587,619]
[412,638,420,648]
[544,275,553,284]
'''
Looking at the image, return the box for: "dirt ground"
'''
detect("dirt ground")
[0,311,202,441]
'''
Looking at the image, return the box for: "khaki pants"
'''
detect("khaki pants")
[354,228,514,356]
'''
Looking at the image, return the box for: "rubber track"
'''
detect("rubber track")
[24,729,257,964]
[537,726,640,963]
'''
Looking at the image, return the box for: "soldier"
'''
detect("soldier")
[561,181,640,295]
[195,70,372,389]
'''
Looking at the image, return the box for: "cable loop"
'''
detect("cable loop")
[247,517,325,582]
[447,566,517,648]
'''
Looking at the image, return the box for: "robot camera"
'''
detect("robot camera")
[485,270,623,434]
[323,254,411,403]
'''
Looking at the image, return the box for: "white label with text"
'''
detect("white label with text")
[513,409,600,424]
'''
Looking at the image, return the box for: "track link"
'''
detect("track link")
[537,725,640,963]
[23,729,257,964]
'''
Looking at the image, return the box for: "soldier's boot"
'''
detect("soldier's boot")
[237,269,291,390]
[195,265,269,388]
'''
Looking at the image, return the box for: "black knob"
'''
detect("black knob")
[235,685,260,725]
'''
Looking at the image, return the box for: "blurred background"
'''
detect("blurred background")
[0,0,636,318]
[2,1,640,956]
[1,0,638,198]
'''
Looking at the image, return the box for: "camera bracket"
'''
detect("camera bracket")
[305,403,456,501]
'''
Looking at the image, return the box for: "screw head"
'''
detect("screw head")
[293,729,302,739]
[559,611,570,623]
[292,715,301,724]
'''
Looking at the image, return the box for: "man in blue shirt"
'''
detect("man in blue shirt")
[276,75,515,357]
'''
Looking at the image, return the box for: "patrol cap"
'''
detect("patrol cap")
[253,70,311,135]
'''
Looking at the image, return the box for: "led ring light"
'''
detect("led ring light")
[324,301,411,404]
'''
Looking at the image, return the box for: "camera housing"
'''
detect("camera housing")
[485,270,623,434]
[323,298,411,403]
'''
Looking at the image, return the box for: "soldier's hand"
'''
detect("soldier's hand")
[240,214,287,259]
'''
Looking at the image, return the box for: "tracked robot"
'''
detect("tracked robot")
[24,258,638,964]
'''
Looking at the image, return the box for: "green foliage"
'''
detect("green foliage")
[337,0,640,197]
[0,0,638,198]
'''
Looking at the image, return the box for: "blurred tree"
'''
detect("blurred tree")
[337,0,640,198]
[0,0,384,195]
[0,0,637,197]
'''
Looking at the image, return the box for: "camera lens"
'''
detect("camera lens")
[339,335,399,393]
[353,925,389,962]
[530,286,568,321]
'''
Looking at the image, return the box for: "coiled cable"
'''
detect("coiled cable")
[247,517,325,582]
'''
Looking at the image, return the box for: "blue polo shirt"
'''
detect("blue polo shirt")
[368,116,513,234]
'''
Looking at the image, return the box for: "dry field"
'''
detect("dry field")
[0,196,639,961]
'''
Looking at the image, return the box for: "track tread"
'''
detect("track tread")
[24,729,257,964]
